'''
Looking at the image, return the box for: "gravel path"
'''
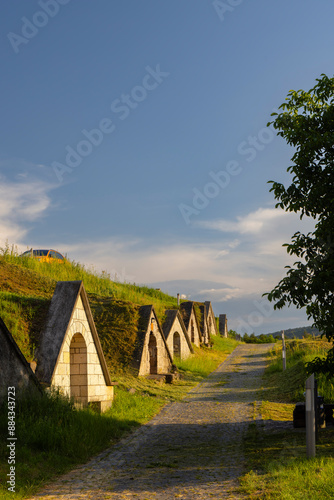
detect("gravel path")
[30,343,272,500]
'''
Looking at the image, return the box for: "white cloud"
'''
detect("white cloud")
[0,173,54,248]
[196,207,293,234]
[197,287,242,302]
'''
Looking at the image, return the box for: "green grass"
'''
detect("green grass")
[240,338,334,499]
[262,339,333,403]
[0,389,138,498]
[0,292,50,361]
[0,385,170,499]
[241,422,334,499]
[174,335,238,379]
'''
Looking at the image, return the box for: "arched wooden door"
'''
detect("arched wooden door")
[173,332,181,358]
[148,333,158,374]
[70,332,88,405]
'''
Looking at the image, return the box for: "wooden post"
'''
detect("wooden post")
[282,331,286,371]
[306,373,316,458]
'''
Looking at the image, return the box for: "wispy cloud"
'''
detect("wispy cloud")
[197,287,242,302]
[195,207,290,234]
[0,161,56,248]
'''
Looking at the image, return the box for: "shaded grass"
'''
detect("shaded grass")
[241,422,334,499]
[0,386,166,499]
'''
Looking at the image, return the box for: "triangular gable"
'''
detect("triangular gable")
[35,281,111,387]
[205,301,218,336]
[134,305,173,376]
[0,316,43,401]
[162,309,179,339]
[179,301,202,346]
[179,301,193,330]
[197,303,210,344]
[163,310,194,355]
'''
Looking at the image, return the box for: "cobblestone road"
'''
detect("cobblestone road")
[30,343,272,500]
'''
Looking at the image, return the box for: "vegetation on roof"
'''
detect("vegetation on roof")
[0,292,50,361]
[89,296,140,373]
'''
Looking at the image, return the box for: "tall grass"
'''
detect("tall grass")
[264,339,334,402]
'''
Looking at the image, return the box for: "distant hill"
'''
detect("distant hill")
[265,326,321,339]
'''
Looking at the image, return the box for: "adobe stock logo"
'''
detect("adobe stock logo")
[236,298,274,335]
[52,64,169,183]
[7,0,71,54]
[178,120,276,225]
[212,0,243,22]
[178,161,242,225]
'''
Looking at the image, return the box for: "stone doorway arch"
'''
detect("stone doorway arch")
[70,332,88,405]
[148,333,158,374]
[173,332,181,358]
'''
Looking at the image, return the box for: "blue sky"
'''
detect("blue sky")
[1,0,333,334]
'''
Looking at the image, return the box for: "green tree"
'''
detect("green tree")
[249,333,256,343]
[242,332,249,343]
[228,329,237,339]
[265,74,334,376]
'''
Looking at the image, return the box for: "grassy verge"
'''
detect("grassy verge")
[242,422,334,499]
[262,339,334,402]
[240,338,334,499]
[0,337,239,499]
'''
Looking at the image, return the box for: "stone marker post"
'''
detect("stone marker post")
[282,331,286,371]
[306,373,316,458]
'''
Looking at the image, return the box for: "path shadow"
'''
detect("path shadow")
[95,420,251,495]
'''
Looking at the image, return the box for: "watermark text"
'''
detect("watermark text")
[7,386,16,493]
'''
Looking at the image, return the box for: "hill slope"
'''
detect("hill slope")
[0,255,181,370]
[266,326,320,339]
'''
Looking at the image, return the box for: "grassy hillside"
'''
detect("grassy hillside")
[0,251,181,367]
[266,325,320,339]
